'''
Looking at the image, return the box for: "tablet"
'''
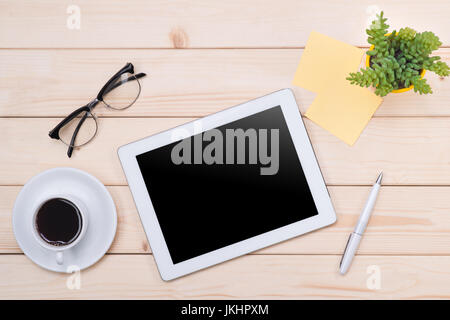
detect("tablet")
[118,89,336,280]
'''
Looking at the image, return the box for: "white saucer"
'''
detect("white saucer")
[13,167,117,273]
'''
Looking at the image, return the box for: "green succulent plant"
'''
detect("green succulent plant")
[347,11,449,97]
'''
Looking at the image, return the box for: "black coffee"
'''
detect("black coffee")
[35,198,82,246]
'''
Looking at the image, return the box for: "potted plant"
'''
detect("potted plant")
[347,11,449,96]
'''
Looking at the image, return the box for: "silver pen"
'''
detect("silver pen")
[339,172,383,275]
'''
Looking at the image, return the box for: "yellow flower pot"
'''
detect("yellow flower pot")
[365,33,426,93]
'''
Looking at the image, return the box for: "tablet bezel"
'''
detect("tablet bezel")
[118,89,336,280]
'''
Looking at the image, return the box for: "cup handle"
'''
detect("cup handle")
[56,251,64,265]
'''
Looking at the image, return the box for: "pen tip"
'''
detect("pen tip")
[376,172,383,184]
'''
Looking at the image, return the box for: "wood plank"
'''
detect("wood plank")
[1,0,449,48]
[0,49,449,117]
[1,117,450,185]
[0,186,148,254]
[2,254,450,299]
[3,186,450,255]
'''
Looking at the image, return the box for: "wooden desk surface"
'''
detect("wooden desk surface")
[1,0,450,299]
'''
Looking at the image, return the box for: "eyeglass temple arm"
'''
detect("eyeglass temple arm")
[49,105,90,140]
[65,99,101,158]
[96,63,135,100]
[66,112,89,158]
[103,73,147,96]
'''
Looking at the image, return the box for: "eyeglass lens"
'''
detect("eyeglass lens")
[58,110,98,148]
[102,73,141,110]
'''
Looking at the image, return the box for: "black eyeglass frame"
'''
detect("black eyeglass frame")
[49,63,146,158]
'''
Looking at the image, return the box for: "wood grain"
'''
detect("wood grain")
[0,186,147,254]
[1,117,450,186]
[2,254,450,299]
[2,0,450,299]
[3,186,450,255]
[0,49,449,117]
[1,0,449,48]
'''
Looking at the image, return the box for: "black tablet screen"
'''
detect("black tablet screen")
[136,106,318,264]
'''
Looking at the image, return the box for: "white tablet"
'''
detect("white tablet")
[118,89,336,281]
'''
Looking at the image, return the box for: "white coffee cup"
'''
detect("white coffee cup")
[31,194,88,265]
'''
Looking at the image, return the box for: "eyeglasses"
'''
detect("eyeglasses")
[49,63,146,158]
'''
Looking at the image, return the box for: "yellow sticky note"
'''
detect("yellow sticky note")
[305,84,382,145]
[292,31,383,145]
[292,31,365,93]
